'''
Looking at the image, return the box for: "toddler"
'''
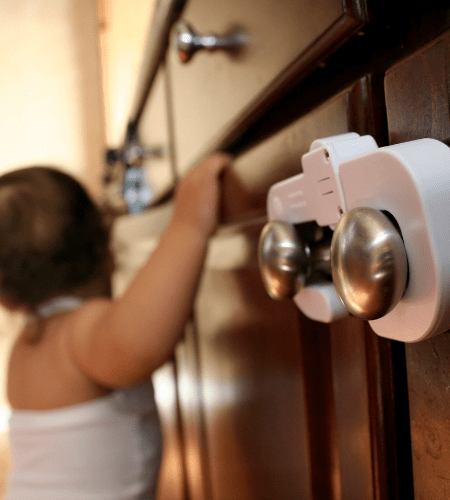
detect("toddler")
[3,153,230,500]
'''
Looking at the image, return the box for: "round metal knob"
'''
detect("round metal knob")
[331,207,408,320]
[175,21,248,63]
[258,221,310,300]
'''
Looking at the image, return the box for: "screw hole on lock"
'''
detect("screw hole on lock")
[295,220,324,242]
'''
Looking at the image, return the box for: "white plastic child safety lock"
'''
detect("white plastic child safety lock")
[259,132,450,342]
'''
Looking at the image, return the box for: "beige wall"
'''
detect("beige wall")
[0,1,106,195]
[99,0,156,148]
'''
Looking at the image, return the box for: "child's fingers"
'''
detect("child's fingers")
[179,152,231,196]
[202,152,232,176]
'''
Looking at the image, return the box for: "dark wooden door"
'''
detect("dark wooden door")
[146,2,450,500]
[385,31,450,500]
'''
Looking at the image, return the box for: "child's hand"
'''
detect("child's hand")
[173,153,231,238]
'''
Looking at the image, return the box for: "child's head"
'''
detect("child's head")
[0,166,109,311]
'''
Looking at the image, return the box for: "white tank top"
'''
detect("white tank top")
[6,297,163,500]
[6,379,162,500]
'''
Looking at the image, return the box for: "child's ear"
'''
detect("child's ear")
[0,293,27,314]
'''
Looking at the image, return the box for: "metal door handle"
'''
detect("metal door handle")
[258,221,332,300]
[175,21,249,63]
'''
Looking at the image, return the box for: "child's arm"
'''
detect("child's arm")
[69,153,230,387]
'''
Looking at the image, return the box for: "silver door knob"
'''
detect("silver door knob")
[331,207,409,320]
[175,21,248,63]
[258,221,331,300]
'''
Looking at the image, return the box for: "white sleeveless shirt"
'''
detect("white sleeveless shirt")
[6,379,162,500]
[6,297,163,500]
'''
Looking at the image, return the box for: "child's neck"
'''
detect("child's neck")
[35,274,112,318]
[69,272,112,302]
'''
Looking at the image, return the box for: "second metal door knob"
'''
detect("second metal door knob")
[258,221,310,300]
[258,220,332,301]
